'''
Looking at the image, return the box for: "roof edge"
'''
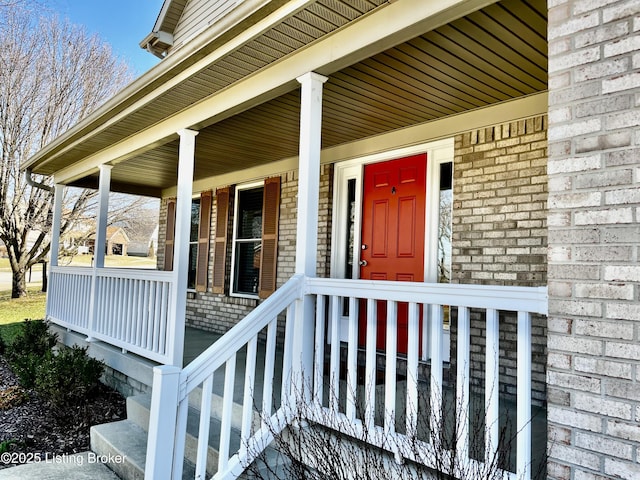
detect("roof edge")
[23,0,291,174]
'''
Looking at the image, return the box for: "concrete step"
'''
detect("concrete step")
[90,420,198,480]
[126,390,259,435]
[0,452,121,480]
[92,392,243,480]
[90,420,147,480]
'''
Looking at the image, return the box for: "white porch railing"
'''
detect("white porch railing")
[146,276,547,480]
[47,266,177,364]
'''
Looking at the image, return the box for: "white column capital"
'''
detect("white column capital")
[177,128,199,138]
[98,164,113,172]
[296,71,328,85]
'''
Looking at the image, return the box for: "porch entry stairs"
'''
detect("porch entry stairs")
[118,274,547,480]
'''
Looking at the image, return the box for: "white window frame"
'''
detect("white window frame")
[330,138,454,356]
[230,181,264,299]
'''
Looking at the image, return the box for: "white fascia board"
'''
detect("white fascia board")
[53,0,497,185]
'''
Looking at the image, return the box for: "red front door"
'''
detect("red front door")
[358,154,427,354]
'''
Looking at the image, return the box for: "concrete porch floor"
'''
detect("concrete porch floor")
[183,326,222,365]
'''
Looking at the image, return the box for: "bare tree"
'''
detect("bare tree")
[0,7,133,297]
[245,374,547,480]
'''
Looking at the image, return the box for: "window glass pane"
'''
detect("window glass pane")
[188,243,198,290]
[438,162,453,284]
[234,241,261,294]
[344,179,356,280]
[237,188,263,239]
[233,186,264,296]
[190,199,201,242]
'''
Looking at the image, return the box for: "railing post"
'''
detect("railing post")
[292,72,328,401]
[145,365,181,480]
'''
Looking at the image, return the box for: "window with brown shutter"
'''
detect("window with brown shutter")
[259,177,280,298]
[163,198,176,271]
[212,187,230,294]
[195,190,212,292]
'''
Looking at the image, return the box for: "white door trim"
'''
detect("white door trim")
[329,138,454,358]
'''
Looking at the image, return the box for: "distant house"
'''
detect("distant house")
[85,226,130,256]
[23,1,640,480]
[126,224,158,258]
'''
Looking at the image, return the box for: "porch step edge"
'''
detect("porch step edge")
[90,420,146,480]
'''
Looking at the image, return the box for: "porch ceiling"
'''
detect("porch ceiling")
[40,0,547,196]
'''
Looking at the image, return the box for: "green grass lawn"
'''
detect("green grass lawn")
[0,287,46,344]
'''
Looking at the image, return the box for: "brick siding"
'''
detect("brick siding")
[547,0,640,478]
[450,116,548,404]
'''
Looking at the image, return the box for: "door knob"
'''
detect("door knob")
[359,260,368,266]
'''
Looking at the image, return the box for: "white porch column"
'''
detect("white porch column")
[49,184,64,268]
[292,72,327,397]
[168,128,198,366]
[87,165,112,340]
[46,184,64,317]
[94,165,112,268]
[294,72,327,276]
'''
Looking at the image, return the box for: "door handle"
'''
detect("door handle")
[359,260,368,267]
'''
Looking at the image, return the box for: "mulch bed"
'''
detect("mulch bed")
[0,355,126,469]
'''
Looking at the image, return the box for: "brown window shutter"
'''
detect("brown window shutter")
[212,187,230,294]
[195,190,212,292]
[259,177,280,298]
[163,198,176,271]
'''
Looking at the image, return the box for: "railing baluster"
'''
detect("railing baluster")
[172,399,189,480]
[218,354,237,473]
[281,304,295,403]
[136,280,144,347]
[153,282,162,352]
[346,296,358,421]
[196,374,213,480]
[364,298,377,430]
[406,302,419,439]
[240,337,258,457]
[384,300,397,435]
[159,282,169,355]
[131,279,138,345]
[262,319,276,428]
[313,294,326,407]
[456,306,471,467]
[329,295,341,414]
[430,304,444,445]
[517,310,532,480]
[118,278,126,340]
[125,279,132,344]
[485,308,500,466]
[142,280,150,349]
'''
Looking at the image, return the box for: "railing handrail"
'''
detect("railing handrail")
[306,277,548,315]
[50,265,93,275]
[51,265,168,280]
[96,267,173,281]
[179,274,305,396]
